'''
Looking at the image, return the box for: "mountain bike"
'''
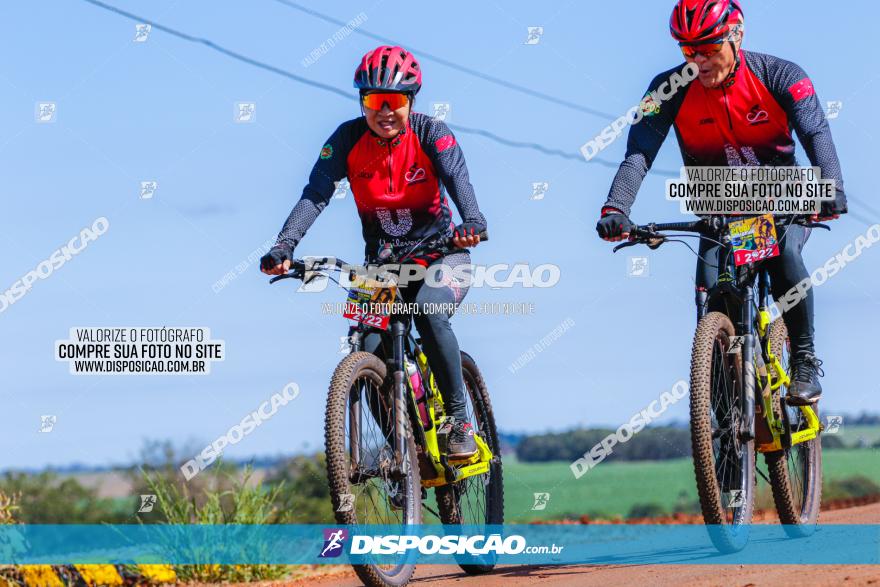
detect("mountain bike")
[615,214,826,552]
[270,231,503,587]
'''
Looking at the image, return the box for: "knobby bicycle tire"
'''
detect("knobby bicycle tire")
[764,320,822,535]
[435,351,504,575]
[689,312,755,553]
[325,351,422,587]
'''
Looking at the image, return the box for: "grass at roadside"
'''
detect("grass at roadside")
[502,448,880,522]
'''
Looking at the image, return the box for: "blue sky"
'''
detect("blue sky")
[1,0,877,469]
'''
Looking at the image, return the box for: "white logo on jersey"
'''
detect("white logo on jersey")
[724,144,760,166]
[376,208,413,236]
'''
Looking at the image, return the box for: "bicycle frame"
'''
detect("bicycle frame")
[348,309,493,489]
[753,278,821,453]
[271,230,493,489]
[695,224,821,453]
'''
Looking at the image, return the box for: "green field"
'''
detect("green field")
[833,425,880,447]
[501,449,880,522]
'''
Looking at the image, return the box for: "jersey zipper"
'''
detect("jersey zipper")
[386,142,393,193]
[721,85,734,131]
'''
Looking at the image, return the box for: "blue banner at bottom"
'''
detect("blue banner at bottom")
[0,524,877,565]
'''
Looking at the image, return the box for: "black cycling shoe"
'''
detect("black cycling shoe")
[786,352,824,406]
[446,418,478,459]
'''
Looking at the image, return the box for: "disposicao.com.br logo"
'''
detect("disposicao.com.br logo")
[348,533,562,556]
[319,528,348,558]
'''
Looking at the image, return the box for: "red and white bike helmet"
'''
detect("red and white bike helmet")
[670,0,744,45]
[354,45,422,94]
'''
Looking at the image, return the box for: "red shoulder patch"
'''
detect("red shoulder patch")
[435,135,456,153]
[788,78,815,102]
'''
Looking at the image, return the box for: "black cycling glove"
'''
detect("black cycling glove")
[596,211,634,240]
[819,189,848,218]
[260,244,293,271]
[453,222,484,239]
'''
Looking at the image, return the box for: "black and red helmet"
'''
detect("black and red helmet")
[670,0,744,45]
[354,45,422,94]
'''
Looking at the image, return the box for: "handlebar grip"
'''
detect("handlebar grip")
[443,230,489,247]
[787,217,831,231]
[647,221,704,233]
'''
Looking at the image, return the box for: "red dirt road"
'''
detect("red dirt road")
[305,503,880,587]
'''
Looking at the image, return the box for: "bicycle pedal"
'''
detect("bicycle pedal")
[784,395,819,407]
[447,452,479,465]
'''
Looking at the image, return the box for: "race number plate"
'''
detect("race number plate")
[729,214,780,266]
[342,275,398,330]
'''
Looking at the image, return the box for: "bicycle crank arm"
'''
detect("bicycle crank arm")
[438,454,460,484]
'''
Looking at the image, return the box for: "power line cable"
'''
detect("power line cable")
[271,0,621,121]
[80,0,670,174]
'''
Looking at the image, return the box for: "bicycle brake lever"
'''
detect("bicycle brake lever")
[303,271,323,285]
[612,240,639,253]
[269,260,307,284]
[791,217,831,231]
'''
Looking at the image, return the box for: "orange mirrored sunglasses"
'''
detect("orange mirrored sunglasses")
[680,43,723,59]
[361,92,410,111]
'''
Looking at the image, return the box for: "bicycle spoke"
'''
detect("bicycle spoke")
[447,374,491,525]
[345,376,408,529]
[708,335,746,525]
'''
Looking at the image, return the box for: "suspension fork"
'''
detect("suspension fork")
[390,319,408,471]
[740,286,756,442]
[695,287,709,322]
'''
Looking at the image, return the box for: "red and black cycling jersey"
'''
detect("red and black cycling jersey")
[603,50,846,217]
[275,112,487,261]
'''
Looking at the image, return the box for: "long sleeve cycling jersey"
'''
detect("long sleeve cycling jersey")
[603,51,846,217]
[274,112,487,259]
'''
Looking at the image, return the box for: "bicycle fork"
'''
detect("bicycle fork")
[390,320,409,472]
[739,287,757,443]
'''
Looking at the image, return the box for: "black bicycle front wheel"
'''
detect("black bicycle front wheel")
[689,311,755,553]
[325,351,422,587]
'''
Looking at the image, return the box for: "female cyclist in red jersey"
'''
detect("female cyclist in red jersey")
[261,46,488,457]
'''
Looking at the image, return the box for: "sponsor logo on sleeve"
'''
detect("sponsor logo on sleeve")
[434,135,456,152]
[789,78,815,102]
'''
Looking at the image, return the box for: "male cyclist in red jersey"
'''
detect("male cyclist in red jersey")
[596,0,847,405]
[260,46,487,458]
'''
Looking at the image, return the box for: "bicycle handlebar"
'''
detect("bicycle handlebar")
[614,216,829,253]
[269,230,489,284]
[394,230,489,263]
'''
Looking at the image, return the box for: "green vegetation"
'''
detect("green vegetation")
[0,471,131,524]
[263,454,334,524]
[143,466,291,583]
[824,475,880,501]
[833,424,880,447]
[500,449,880,522]
[515,427,690,463]
[1,441,876,530]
